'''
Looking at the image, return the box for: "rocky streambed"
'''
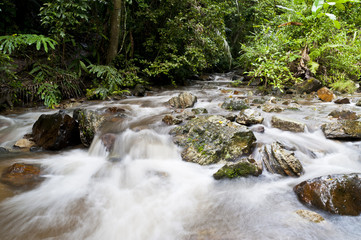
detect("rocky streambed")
[1,73,361,239]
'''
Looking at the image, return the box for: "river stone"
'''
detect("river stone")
[32,110,81,150]
[162,115,183,125]
[101,133,117,152]
[213,157,262,180]
[14,138,36,149]
[295,210,325,223]
[261,142,303,177]
[334,98,350,104]
[236,109,264,126]
[356,99,361,107]
[132,84,146,97]
[0,147,9,154]
[0,163,42,188]
[74,109,105,147]
[168,92,197,108]
[294,78,322,94]
[221,99,249,111]
[294,174,361,216]
[192,108,208,115]
[321,120,361,139]
[170,115,257,165]
[317,87,334,102]
[328,110,357,120]
[262,103,284,113]
[271,116,305,132]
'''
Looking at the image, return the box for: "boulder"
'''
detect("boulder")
[221,99,249,111]
[32,110,81,150]
[236,109,264,126]
[132,84,146,97]
[162,115,183,125]
[317,87,334,102]
[0,163,42,188]
[170,115,257,165]
[213,157,262,180]
[168,92,197,108]
[294,174,361,216]
[334,98,350,104]
[74,109,105,147]
[262,103,284,113]
[328,110,357,120]
[321,120,361,140]
[261,142,303,177]
[294,78,323,94]
[271,116,305,132]
[295,210,325,223]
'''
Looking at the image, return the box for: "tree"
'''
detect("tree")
[106,0,122,64]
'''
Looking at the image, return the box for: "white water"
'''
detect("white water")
[1,74,361,240]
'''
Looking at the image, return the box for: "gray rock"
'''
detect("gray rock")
[236,109,264,126]
[74,109,105,147]
[271,116,305,132]
[213,157,262,180]
[321,120,361,140]
[262,103,284,113]
[0,147,9,154]
[261,142,303,177]
[168,92,197,108]
[170,115,257,165]
[221,99,249,111]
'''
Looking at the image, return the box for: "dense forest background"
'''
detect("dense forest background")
[1,0,361,108]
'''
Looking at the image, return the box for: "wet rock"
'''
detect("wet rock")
[356,99,361,107]
[328,110,357,120]
[236,109,264,126]
[101,133,117,152]
[294,174,361,216]
[271,116,305,133]
[321,120,361,140]
[224,113,237,122]
[162,115,183,125]
[221,99,249,111]
[191,108,208,115]
[250,125,265,133]
[132,84,146,97]
[213,157,262,180]
[0,163,42,188]
[32,110,81,150]
[261,142,303,177]
[334,98,350,104]
[262,103,284,113]
[294,78,322,94]
[74,109,105,147]
[177,110,196,120]
[14,139,36,149]
[168,92,197,108]
[295,210,325,223]
[106,107,126,113]
[317,87,334,102]
[170,115,257,165]
[0,147,9,154]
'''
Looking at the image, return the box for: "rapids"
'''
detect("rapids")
[1,74,361,240]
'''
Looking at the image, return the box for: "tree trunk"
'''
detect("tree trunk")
[106,0,122,64]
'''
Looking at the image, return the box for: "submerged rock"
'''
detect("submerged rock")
[294,174,361,216]
[168,92,197,108]
[74,109,105,147]
[271,116,305,133]
[32,110,81,150]
[317,87,334,102]
[170,115,256,165]
[101,133,117,152]
[295,210,325,223]
[261,142,303,177]
[236,109,264,126]
[221,99,249,111]
[1,163,42,188]
[321,120,361,140]
[213,157,262,180]
[328,110,357,120]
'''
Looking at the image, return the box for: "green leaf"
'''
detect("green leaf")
[335,2,345,10]
[312,0,325,14]
[325,13,337,20]
[333,20,341,29]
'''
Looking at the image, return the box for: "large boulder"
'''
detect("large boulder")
[74,109,105,147]
[221,99,249,111]
[321,120,361,140]
[32,110,81,150]
[317,87,334,102]
[236,109,264,126]
[261,142,303,177]
[271,116,306,133]
[294,174,361,216]
[213,157,262,180]
[170,115,257,165]
[294,78,322,94]
[168,92,197,108]
[0,163,42,188]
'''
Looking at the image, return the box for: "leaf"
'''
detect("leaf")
[333,20,341,29]
[335,2,345,10]
[325,13,337,20]
[276,5,295,11]
[312,0,325,14]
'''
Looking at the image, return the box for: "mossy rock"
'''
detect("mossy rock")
[213,159,261,180]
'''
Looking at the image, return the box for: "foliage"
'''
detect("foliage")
[0,34,57,54]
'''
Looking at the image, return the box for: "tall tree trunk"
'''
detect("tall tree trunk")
[106,0,122,64]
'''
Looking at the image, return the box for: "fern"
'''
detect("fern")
[0,34,57,54]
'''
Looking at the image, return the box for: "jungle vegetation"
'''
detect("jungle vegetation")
[1,0,360,108]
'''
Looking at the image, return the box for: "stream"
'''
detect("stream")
[1,74,361,240]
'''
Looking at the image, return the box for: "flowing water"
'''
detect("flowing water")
[1,74,361,240]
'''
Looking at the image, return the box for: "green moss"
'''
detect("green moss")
[213,161,259,180]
